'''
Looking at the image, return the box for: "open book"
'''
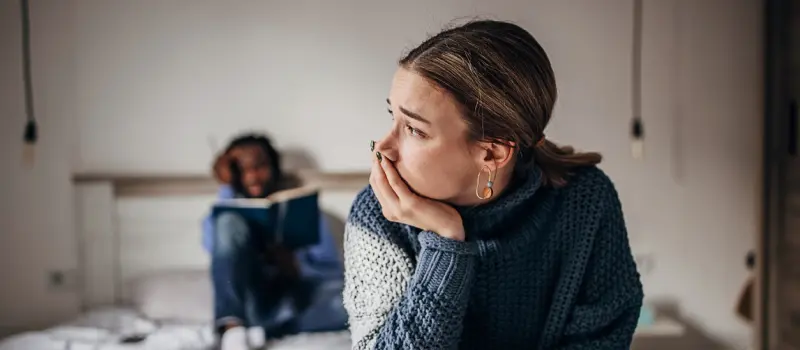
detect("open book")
[211,185,321,249]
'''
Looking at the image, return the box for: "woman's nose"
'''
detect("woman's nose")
[373,139,398,162]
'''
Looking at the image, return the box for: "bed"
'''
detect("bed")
[0,169,685,350]
[0,170,366,350]
[0,306,351,350]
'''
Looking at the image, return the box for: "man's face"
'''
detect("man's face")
[229,145,273,198]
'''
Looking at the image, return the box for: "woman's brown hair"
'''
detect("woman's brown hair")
[399,19,602,187]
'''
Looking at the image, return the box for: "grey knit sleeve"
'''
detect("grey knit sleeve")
[342,189,477,350]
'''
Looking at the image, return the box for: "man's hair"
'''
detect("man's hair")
[225,132,283,187]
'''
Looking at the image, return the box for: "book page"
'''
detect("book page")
[214,185,319,208]
[266,185,319,202]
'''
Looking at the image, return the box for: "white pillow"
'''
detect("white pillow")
[128,269,213,323]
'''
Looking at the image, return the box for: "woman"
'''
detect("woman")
[342,19,644,349]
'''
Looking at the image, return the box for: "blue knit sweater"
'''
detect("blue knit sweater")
[342,165,644,349]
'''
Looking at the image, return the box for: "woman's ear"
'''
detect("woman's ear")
[476,140,515,170]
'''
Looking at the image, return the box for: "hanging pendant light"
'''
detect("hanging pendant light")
[631,0,645,160]
[20,0,38,167]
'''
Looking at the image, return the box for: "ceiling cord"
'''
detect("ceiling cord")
[671,0,684,183]
[630,0,645,160]
[20,0,37,145]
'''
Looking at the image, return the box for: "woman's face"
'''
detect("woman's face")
[375,67,484,206]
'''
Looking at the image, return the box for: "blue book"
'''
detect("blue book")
[211,186,321,249]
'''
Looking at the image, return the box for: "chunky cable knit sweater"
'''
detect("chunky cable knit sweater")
[342,165,644,349]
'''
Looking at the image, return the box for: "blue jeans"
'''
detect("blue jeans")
[210,212,348,338]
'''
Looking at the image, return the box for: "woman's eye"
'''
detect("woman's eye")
[387,108,425,138]
[405,124,424,138]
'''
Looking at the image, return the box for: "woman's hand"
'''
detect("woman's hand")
[370,153,465,241]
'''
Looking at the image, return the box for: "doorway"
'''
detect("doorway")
[761,0,800,348]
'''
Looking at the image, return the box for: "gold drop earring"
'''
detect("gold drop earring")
[476,165,496,200]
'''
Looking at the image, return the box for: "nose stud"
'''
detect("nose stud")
[370,140,375,152]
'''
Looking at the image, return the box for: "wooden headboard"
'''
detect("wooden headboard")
[73,170,370,197]
[72,170,368,310]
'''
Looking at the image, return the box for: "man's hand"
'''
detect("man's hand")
[212,148,252,185]
[212,152,235,184]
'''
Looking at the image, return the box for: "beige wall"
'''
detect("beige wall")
[0,0,762,348]
[0,0,80,335]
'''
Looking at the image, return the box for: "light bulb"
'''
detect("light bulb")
[631,139,644,160]
[22,143,35,167]
[22,119,37,167]
[631,117,644,160]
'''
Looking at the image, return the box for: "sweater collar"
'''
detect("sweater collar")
[455,165,545,240]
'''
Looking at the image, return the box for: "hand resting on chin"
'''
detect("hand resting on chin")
[369,152,465,241]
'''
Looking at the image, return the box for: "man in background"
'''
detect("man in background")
[202,133,347,350]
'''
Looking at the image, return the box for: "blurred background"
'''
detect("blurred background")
[0,0,794,349]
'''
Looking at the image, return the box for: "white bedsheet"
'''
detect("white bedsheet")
[0,308,351,350]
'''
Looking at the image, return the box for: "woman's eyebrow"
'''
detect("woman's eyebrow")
[387,98,431,125]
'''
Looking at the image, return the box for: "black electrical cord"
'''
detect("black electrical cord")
[21,0,37,145]
[631,0,644,141]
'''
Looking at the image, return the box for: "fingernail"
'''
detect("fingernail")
[370,140,375,152]
[375,152,382,162]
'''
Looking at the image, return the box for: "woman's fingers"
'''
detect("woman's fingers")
[369,159,383,199]
[370,153,399,210]
[380,157,414,200]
